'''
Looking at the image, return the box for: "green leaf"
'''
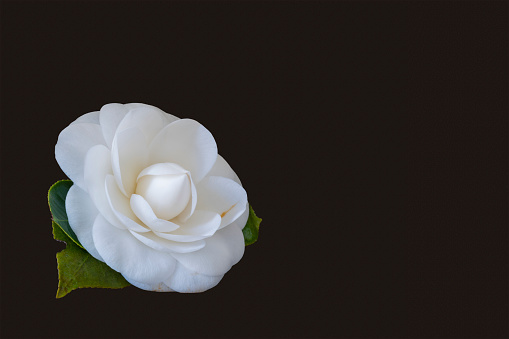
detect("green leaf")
[49,180,130,298]
[53,219,72,243]
[53,221,130,298]
[242,205,262,246]
[48,180,83,248]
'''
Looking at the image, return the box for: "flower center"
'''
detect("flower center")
[135,172,191,220]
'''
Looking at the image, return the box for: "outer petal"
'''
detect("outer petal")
[70,111,100,125]
[83,145,125,229]
[171,224,245,276]
[207,154,242,186]
[165,263,223,293]
[116,105,169,143]
[93,215,177,285]
[124,103,179,125]
[124,277,174,292]
[196,176,248,229]
[55,123,106,190]
[148,119,218,183]
[65,184,102,261]
[99,103,128,148]
[233,202,250,229]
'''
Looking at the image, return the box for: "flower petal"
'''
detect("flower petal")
[136,162,187,178]
[169,210,221,237]
[233,202,250,229]
[124,103,179,125]
[152,231,205,243]
[116,105,169,143]
[55,123,106,190]
[165,263,223,293]
[196,176,248,229]
[130,194,180,232]
[111,127,148,196]
[124,277,174,292]
[149,211,221,243]
[148,119,218,183]
[135,163,193,220]
[99,103,128,148]
[171,225,245,276]
[175,172,197,222]
[83,144,125,229]
[65,184,102,261]
[70,111,100,125]
[93,214,177,285]
[207,154,242,186]
[129,230,206,254]
[105,175,150,233]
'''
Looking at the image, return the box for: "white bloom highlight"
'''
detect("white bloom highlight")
[55,103,248,293]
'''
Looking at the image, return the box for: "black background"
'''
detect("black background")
[1,1,507,338]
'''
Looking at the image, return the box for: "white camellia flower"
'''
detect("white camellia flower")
[55,103,249,293]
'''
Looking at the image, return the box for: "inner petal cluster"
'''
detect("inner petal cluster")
[136,166,191,220]
[117,161,213,254]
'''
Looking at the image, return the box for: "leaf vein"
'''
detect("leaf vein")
[67,253,91,284]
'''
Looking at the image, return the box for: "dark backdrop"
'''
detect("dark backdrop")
[1,1,507,338]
